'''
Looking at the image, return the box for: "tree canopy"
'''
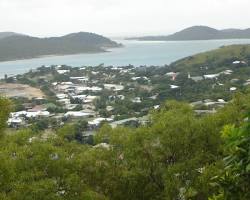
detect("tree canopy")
[0,93,250,199]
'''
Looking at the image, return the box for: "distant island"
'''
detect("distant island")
[0,32,122,62]
[127,26,250,41]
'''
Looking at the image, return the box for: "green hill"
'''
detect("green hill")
[171,44,250,73]
[128,26,250,41]
[0,32,122,62]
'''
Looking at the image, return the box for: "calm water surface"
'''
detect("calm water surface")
[0,39,250,78]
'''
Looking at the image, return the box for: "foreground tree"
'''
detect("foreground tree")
[0,97,12,136]
[0,93,250,199]
[210,122,250,200]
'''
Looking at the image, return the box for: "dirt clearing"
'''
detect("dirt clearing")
[0,83,44,99]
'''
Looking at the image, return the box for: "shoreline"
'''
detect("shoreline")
[0,49,118,64]
[1,39,250,79]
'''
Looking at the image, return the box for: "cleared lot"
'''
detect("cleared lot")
[0,83,44,99]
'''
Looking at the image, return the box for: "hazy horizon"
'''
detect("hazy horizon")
[3,25,250,39]
[1,0,250,37]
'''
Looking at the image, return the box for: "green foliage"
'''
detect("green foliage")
[172,45,250,73]
[0,97,12,135]
[31,118,50,132]
[1,93,250,199]
[57,120,88,143]
[210,122,250,200]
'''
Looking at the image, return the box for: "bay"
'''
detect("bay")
[0,39,250,78]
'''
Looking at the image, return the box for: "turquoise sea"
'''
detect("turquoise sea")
[0,39,250,78]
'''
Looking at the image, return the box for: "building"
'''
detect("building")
[132,97,141,103]
[170,85,180,89]
[204,74,220,79]
[88,117,113,127]
[64,111,94,118]
[188,73,203,82]
[110,117,138,128]
[57,70,70,74]
[104,84,124,91]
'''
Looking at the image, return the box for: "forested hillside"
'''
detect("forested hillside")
[128,26,250,41]
[0,32,121,62]
[171,44,250,72]
[0,92,250,199]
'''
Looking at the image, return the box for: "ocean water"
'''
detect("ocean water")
[0,39,250,78]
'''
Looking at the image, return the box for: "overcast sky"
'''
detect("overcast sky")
[0,0,249,37]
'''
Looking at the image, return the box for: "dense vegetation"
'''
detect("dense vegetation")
[0,91,250,199]
[3,44,250,124]
[1,44,250,199]
[0,32,121,62]
[128,26,250,41]
[171,44,250,72]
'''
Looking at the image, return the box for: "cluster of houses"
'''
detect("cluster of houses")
[166,60,249,92]
[8,105,50,128]
[7,58,250,130]
[7,66,153,130]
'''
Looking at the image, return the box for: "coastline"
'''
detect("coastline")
[0,48,122,64]
[1,39,250,79]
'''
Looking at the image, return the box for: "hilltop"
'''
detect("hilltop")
[0,32,122,62]
[128,26,250,41]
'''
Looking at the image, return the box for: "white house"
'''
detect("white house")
[75,86,102,93]
[170,85,180,89]
[230,87,237,91]
[61,82,73,85]
[71,95,86,100]
[56,93,68,99]
[64,111,92,118]
[104,84,124,91]
[132,97,141,103]
[117,95,125,100]
[232,60,246,65]
[106,106,114,112]
[57,70,70,74]
[131,76,149,81]
[10,110,50,119]
[7,117,23,127]
[188,73,203,82]
[204,74,220,79]
[218,99,226,103]
[154,105,160,109]
[88,117,113,126]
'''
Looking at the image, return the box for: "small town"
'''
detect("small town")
[1,0,250,198]
[1,54,249,143]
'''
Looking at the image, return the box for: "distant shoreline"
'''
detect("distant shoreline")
[0,49,115,64]
[126,26,250,42]
[1,39,250,79]
[0,31,123,63]
[126,37,250,42]
[0,44,124,63]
